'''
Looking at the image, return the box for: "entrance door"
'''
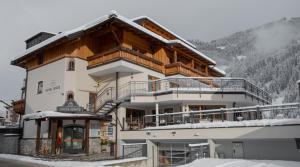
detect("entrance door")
[63,126,85,154]
[232,142,244,158]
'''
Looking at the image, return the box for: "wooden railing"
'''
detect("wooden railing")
[87,47,164,73]
[165,62,208,77]
[12,99,25,115]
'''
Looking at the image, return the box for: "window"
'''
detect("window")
[66,91,74,101]
[67,58,75,71]
[37,53,44,65]
[296,138,300,149]
[107,125,113,136]
[37,81,43,94]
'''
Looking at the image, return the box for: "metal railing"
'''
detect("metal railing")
[142,103,300,128]
[95,87,116,112]
[90,77,272,113]
[117,77,272,104]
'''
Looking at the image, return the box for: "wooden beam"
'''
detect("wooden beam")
[191,59,194,68]
[205,65,209,75]
[174,50,177,63]
[36,119,41,155]
[110,26,121,45]
[50,119,58,155]
[85,119,90,155]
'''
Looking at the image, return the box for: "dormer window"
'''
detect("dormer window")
[67,58,75,71]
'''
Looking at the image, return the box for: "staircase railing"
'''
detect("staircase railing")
[95,87,116,113]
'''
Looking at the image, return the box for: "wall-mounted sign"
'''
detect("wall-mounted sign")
[45,80,61,94]
[57,100,84,113]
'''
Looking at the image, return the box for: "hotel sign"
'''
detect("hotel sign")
[57,100,84,113]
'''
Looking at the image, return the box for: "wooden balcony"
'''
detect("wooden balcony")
[165,62,208,77]
[87,47,164,73]
[12,99,25,115]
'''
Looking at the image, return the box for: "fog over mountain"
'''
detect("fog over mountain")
[191,17,300,103]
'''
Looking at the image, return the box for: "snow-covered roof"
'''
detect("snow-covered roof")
[168,39,216,65]
[132,16,197,49]
[23,111,99,120]
[13,11,216,65]
[209,66,226,76]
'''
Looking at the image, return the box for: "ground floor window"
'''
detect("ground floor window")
[126,108,145,130]
[158,142,209,167]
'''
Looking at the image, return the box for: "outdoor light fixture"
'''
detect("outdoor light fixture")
[171,131,176,135]
[146,131,151,135]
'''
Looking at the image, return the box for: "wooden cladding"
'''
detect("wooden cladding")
[12,99,25,115]
[165,62,208,77]
[87,47,164,73]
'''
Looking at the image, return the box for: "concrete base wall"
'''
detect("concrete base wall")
[215,139,300,161]
[0,134,20,154]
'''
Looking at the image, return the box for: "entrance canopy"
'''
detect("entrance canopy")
[23,100,112,121]
[23,110,109,121]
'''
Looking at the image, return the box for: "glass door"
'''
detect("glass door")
[63,126,85,154]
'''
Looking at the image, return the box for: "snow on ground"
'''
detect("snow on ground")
[146,119,300,130]
[0,154,146,167]
[180,158,300,167]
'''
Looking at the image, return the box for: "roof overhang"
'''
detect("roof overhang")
[12,12,216,68]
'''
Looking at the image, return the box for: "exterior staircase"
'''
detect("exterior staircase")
[95,86,121,115]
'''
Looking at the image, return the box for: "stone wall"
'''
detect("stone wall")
[89,138,101,154]
[20,138,36,155]
[39,138,52,155]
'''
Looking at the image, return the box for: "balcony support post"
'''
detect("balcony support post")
[156,103,159,127]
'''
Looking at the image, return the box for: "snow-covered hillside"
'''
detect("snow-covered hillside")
[191,17,300,103]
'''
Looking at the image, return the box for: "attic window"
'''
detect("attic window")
[38,53,44,65]
[67,58,75,71]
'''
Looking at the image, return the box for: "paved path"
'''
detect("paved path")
[0,158,49,167]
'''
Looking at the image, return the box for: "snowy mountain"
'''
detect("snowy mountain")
[191,17,300,103]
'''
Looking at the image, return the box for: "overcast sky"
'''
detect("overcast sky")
[1,0,300,102]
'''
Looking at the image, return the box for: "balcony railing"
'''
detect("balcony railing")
[117,77,272,104]
[165,62,208,77]
[142,103,300,129]
[87,47,163,73]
